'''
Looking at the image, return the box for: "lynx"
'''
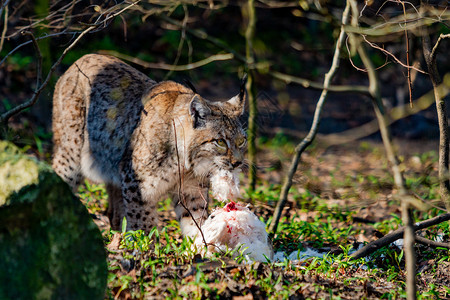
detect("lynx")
[52,54,247,237]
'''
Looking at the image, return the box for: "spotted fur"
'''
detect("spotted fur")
[52,54,246,237]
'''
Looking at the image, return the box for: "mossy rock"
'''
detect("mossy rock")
[0,141,107,300]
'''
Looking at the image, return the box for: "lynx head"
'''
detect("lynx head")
[186,79,247,201]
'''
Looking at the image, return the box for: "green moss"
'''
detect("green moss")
[0,141,107,300]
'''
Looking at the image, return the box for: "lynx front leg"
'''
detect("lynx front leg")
[119,161,159,233]
[173,185,210,239]
[106,183,125,231]
[120,181,159,233]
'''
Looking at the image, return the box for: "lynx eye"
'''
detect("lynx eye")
[236,136,246,148]
[215,138,227,148]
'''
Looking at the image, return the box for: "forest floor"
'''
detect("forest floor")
[77,136,449,299]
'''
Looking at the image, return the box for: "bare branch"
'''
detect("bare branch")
[430,33,450,62]
[0,26,94,125]
[399,0,414,107]
[350,213,450,259]
[0,0,11,19]
[0,31,79,68]
[0,0,142,125]
[415,236,450,249]
[271,71,371,96]
[346,9,450,37]
[98,50,234,71]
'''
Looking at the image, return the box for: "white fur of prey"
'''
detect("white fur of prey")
[194,202,273,262]
[210,169,241,201]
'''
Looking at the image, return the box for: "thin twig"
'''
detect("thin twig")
[0,31,79,68]
[269,0,351,233]
[399,0,413,107]
[344,10,450,36]
[272,71,371,96]
[172,120,208,249]
[98,50,234,71]
[362,36,427,75]
[0,3,8,54]
[165,4,189,79]
[430,33,450,62]
[0,0,141,125]
[0,26,94,125]
[23,32,43,89]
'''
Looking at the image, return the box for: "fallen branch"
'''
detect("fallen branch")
[350,213,450,260]
[415,236,450,249]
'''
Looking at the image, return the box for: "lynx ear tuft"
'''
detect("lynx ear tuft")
[189,95,211,128]
[240,73,248,99]
[183,79,198,94]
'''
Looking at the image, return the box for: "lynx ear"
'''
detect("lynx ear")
[226,74,247,116]
[189,95,211,128]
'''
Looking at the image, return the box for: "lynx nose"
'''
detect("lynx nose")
[230,149,244,169]
[231,160,242,168]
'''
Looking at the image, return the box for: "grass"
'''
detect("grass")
[79,188,449,298]
[65,140,450,299]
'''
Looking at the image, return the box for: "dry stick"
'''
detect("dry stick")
[350,213,450,259]
[268,0,351,233]
[348,1,416,298]
[171,120,208,249]
[0,0,141,125]
[423,32,450,210]
[243,0,258,194]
